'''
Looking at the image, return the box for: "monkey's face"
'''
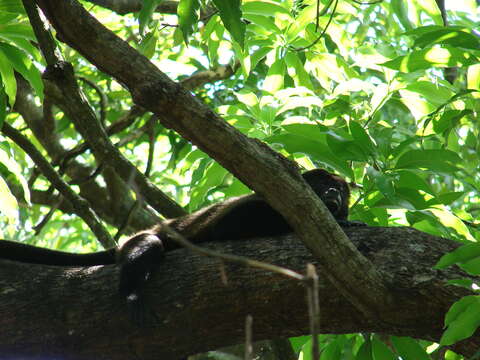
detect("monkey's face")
[302,169,350,221]
[322,187,343,216]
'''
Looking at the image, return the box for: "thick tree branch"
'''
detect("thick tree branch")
[34,0,392,320]
[0,227,475,359]
[84,0,178,15]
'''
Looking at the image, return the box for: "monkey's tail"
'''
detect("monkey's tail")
[0,240,116,266]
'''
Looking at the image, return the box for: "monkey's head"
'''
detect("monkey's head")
[301,169,350,220]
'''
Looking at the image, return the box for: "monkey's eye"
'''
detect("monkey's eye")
[322,187,342,215]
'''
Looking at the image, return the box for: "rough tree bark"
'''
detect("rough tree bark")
[0,227,476,359]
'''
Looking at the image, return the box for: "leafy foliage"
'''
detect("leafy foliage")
[0,0,479,357]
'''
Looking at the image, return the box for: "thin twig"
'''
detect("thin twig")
[1,122,114,248]
[56,106,145,175]
[292,0,338,52]
[245,315,253,360]
[307,264,320,360]
[144,115,156,178]
[113,200,142,242]
[33,196,62,234]
[160,223,306,281]
[77,76,108,126]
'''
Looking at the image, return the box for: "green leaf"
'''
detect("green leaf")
[178,0,200,44]
[0,147,30,205]
[406,81,453,106]
[0,86,6,128]
[243,14,280,34]
[242,1,290,16]
[138,0,162,35]
[349,121,376,156]
[396,187,430,210]
[289,336,311,354]
[391,336,430,360]
[0,42,43,100]
[428,191,464,206]
[433,110,472,135]
[459,258,480,276]
[0,23,36,41]
[307,53,358,83]
[320,340,340,360]
[467,63,480,92]
[0,175,18,223]
[396,170,435,195]
[267,133,353,178]
[414,28,480,50]
[189,162,227,210]
[436,243,480,269]
[355,340,372,360]
[395,149,462,173]
[263,58,285,93]
[390,0,412,31]
[370,170,396,202]
[327,133,369,162]
[441,296,480,346]
[250,45,273,73]
[0,47,15,106]
[0,0,25,14]
[372,338,396,360]
[212,0,245,48]
[381,46,478,72]
[429,207,474,241]
[138,28,158,58]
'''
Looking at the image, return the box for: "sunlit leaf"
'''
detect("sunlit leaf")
[382,46,478,72]
[0,175,18,223]
[263,58,285,93]
[390,0,412,31]
[0,47,15,106]
[213,0,245,48]
[414,28,480,50]
[467,64,480,98]
[242,1,290,16]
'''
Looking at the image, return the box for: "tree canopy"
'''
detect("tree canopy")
[0,0,479,359]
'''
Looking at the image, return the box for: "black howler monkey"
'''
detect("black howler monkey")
[0,169,355,322]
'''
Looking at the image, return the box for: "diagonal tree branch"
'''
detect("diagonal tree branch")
[33,0,393,319]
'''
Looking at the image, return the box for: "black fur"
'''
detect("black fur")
[0,169,353,323]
